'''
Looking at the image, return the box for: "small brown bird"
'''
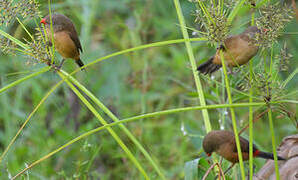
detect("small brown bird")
[197,26,260,74]
[40,13,84,69]
[202,130,285,164]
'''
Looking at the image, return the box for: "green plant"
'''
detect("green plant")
[0,0,296,179]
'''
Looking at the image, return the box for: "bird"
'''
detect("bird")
[40,13,84,69]
[202,130,285,164]
[197,26,260,75]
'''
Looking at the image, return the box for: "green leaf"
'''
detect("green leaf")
[185,158,215,180]
[198,158,214,180]
[184,158,199,180]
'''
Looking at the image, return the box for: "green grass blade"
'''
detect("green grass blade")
[173,0,211,133]
[282,67,298,88]
[16,18,34,40]
[184,158,199,180]
[0,67,50,94]
[0,29,28,49]
[0,76,63,164]
[10,102,269,179]
[227,0,247,26]
[219,51,246,179]
[60,70,166,179]
[268,108,280,179]
[249,15,255,180]
[12,124,108,180]
[77,38,207,71]
[249,60,254,180]
[57,71,150,180]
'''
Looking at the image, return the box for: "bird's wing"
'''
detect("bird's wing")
[231,136,251,153]
[224,35,243,49]
[68,29,83,53]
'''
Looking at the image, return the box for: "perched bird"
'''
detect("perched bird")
[197,26,260,75]
[40,13,84,69]
[202,130,285,164]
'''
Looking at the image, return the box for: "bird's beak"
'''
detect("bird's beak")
[40,18,46,25]
[262,28,269,33]
[207,153,212,157]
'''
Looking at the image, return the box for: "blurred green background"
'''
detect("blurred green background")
[0,0,297,179]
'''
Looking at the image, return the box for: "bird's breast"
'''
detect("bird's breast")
[213,37,258,67]
[46,29,80,60]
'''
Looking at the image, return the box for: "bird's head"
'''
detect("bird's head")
[203,140,216,157]
[40,13,70,31]
[202,131,223,156]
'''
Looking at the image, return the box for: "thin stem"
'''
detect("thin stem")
[60,70,166,180]
[269,45,274,76]
[197,1,216,26]
[249,60,254,180]
[35,18,54,63]
[282,67,298,88]
[249,13,255,180]
[227,0,247,26]
[0,29,28,49]
[76,38,207,71]
[16,18,34,40]
[10,102,270,180]
[268,108,280,179]
[48,0,56,64]
[173,0,211,133]
[58,72,150,180]
[219,51,246,179]
[0,67,50,94]
[12,124,108,180]
[0,76,63,163]
[200,74,262,101]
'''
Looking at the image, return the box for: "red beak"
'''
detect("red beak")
[207,153,212,157]
[263,28,269,33]
[40,18,46,25]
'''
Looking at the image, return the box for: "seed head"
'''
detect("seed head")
[255,3,293,48]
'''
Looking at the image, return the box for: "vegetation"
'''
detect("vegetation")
[0,0,297,179]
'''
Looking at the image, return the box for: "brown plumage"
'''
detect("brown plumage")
[202,130,285,164]
[197,26,260,75]
[40,13,84,69]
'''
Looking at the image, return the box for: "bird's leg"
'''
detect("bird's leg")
[58,59,66,69]
[52,59,65,72]
[45,41,53,53]
[223,163,235,175]
[43,41,53,66]
[227,67,234,75]
[46,41,53,47]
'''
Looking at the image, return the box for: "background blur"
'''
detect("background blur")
[0,0,297,179]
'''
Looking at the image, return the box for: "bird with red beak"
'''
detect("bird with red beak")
[202,130,285,172]
[40,13,84,69]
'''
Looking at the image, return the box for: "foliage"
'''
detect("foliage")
[0,0,297,179]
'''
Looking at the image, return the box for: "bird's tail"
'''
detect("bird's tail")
[76,59,85,70]
[197,56,221,75]
[255,150,285,160]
